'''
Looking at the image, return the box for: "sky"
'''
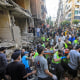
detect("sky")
[46,0,59,18]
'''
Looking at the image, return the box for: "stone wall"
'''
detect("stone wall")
[0,9,13,41]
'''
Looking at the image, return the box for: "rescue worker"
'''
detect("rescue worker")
[64,40,71,49]
[52,50,66,80]
[73,36,79,48]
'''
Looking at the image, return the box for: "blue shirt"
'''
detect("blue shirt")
[22,55,29,69]
[68,37,75,42]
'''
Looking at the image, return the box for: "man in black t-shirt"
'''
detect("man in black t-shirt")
[6,51,34,80]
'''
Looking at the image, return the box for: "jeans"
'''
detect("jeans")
[37,32,40,37]
[25,67,32,73]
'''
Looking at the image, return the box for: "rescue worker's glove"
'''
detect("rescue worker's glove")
[61,56,67,60]
[52,74,57,80]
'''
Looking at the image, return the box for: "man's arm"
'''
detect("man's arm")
[23,70,36,79]
[26,57,31,60]
[67,54,70,59]
[45,69,53,77]
[53,54,61,62]
[5,75,11,80]
[54,58,61,62]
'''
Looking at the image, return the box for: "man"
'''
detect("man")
[58,27,62,36]
[62,45,80,79]
[55,38,65,50]
[52,50,66,80]
[34,46,57,80]
[55,32,59,43]
[6,51,34,80]
[65,33,71,39]
[22,51,31,73]
[68,34,75,43]
[0,47,7,80]
[36,26,40,37]
[73,36,79,48]
[60,32,65,41]
[64,40,71,49]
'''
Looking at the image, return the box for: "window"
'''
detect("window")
[74,16,80,19]
[77,0,79,2]
[68,13,71,17]
[75,10,78,14]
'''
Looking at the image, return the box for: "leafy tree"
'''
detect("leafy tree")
[46,16,53,26]
[60,20,70,27]
[72,20,79,25]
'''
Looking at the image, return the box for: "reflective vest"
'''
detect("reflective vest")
[74,40,79,44]
[45,54,49,59]
[65,41,71,48]
[34,52,39,58]
[52,51,62,64]
[42,44,45,48]
[47,38,49,41]
[41,37,45,41]
[50,47,53,51]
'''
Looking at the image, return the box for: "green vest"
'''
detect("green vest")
[65,41,71,48]
[41,37,45,41]
[50,47,53,51]
[52,51,62,64]
[42,44,45,48]
[74,40,79,44]
[34,52,39,58]
[45,54,49,59]
[47,38,49,41]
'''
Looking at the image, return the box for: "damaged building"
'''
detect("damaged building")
[0,0,34,50]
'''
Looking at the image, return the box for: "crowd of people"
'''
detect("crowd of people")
[0,27,80,80]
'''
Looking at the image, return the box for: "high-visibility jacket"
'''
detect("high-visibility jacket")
[74,40,79,44]
[50,47,53,51]
[42,44,45,48]
[34,52,39,58]
[46,38,49,41]
[41,37,45,42]
[52,51,62,64]
[65,41,71,48]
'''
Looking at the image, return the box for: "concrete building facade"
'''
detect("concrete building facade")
[0,0,33,48]
[30,0,47,26]
[56,0,65,27]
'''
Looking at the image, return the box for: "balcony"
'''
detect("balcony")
[75,2,80,5]
[65,2,72,13]
[7,0,32,18]
[75,8,79,10]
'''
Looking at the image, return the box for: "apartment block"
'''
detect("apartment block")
[65,0,80,25]
[56,0,64,27]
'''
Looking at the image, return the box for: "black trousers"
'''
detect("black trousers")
[38,77,52,80]
[61,61,77,78]
[52,63,64,80]
[0,72,7,80]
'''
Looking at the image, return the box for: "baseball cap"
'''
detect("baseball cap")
[24,51,29,54]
